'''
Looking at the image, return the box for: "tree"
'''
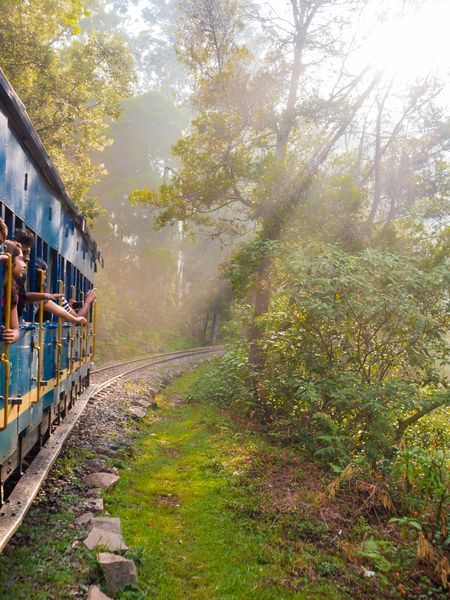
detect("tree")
[0,0,134,221]
[130,0,383,391]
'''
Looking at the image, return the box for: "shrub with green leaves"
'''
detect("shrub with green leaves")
[188,344,253,410]
[256,242,448,463]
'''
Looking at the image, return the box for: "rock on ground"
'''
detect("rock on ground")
[84,472,119,489]
[87,517,121,534]
[129,406,147,419]
[97,552,138,593]
[83,527,128,551]
[74,512,94,528]
[87,585,113,600]
[84,458,107,473]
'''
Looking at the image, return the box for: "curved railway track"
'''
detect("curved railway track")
[91,346,224,383]
[0,346,224,552]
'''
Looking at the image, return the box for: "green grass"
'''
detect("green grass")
[105,367,349,599]
[0,446,99,600]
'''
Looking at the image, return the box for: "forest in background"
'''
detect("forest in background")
[0,0,229,362]
[0,1,448,595]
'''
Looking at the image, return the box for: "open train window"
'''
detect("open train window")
[3,205,14,236]
[64,260,71,299]
[49,247,58,296]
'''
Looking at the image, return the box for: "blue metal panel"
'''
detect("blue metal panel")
[42,324,57,383]
[0,420,16,463]
[17,326,36,434]
[61,324,71,370]
[5,127,26,220]
[7,339,21,406]
[3,120,96,280]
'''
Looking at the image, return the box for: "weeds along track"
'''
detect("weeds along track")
[0,346,224,553]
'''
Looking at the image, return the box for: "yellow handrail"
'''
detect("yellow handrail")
[56,279,64,384]
[69,284,75,374]
[79,291,84,368]
[1,253,12,430]
[32,268,45,404]
[85,293,90,362]
[92,299,97,360]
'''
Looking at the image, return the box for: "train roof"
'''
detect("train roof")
[0,68,99,260]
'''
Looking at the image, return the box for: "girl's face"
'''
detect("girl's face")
[13,251,26,279]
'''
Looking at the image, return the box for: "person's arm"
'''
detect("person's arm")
[45,300,87,325]
[26,291,64,303]
[77,289,96,318]
[2,305,20,343]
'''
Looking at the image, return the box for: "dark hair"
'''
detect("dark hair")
[14,228,35,248]
[2,240,21,307]
[0,218,7,243]
[36,257,47,271]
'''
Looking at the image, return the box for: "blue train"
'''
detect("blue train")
[0,69,100,502]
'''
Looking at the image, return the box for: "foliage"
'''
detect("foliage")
[0,0,134,221]
[193,239,449,560]
[187,347,253,409]
[129,0,385,236]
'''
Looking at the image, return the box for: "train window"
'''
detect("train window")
[49,248,58,294]
[65,261,73,298]
[56,254,62,288]
[72,266,79,299]
[78,270,83,300]
[26,233,38,300]
[42,242,49,291]
[4,206,14,235]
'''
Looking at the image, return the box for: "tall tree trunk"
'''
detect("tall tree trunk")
[211,308,219,345]
[203,311,209,340]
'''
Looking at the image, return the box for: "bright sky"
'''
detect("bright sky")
[125,0,450,89]
[358,0,450,81]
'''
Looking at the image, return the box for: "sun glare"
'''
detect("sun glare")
[362,1,450,79]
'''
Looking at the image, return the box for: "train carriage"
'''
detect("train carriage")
[0,69,100,502]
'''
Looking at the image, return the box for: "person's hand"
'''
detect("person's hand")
[1,327,18,343]
[75,316,87,326]
[85,289,96,303]
[0,254,8,263]
[51,293,64,300]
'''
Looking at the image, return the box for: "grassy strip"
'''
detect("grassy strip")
[0,447,99,599]
[105,366,354,599]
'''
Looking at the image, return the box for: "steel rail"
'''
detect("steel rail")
[91,345,224,376]
[0,346,223,552]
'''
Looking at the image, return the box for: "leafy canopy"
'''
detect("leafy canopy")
[0,0,134,222]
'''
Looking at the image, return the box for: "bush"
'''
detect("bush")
[187,345,253,410]
[258,242,448,464]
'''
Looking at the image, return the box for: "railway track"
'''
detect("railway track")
[0,346,224,552]
[91,346,224,384]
